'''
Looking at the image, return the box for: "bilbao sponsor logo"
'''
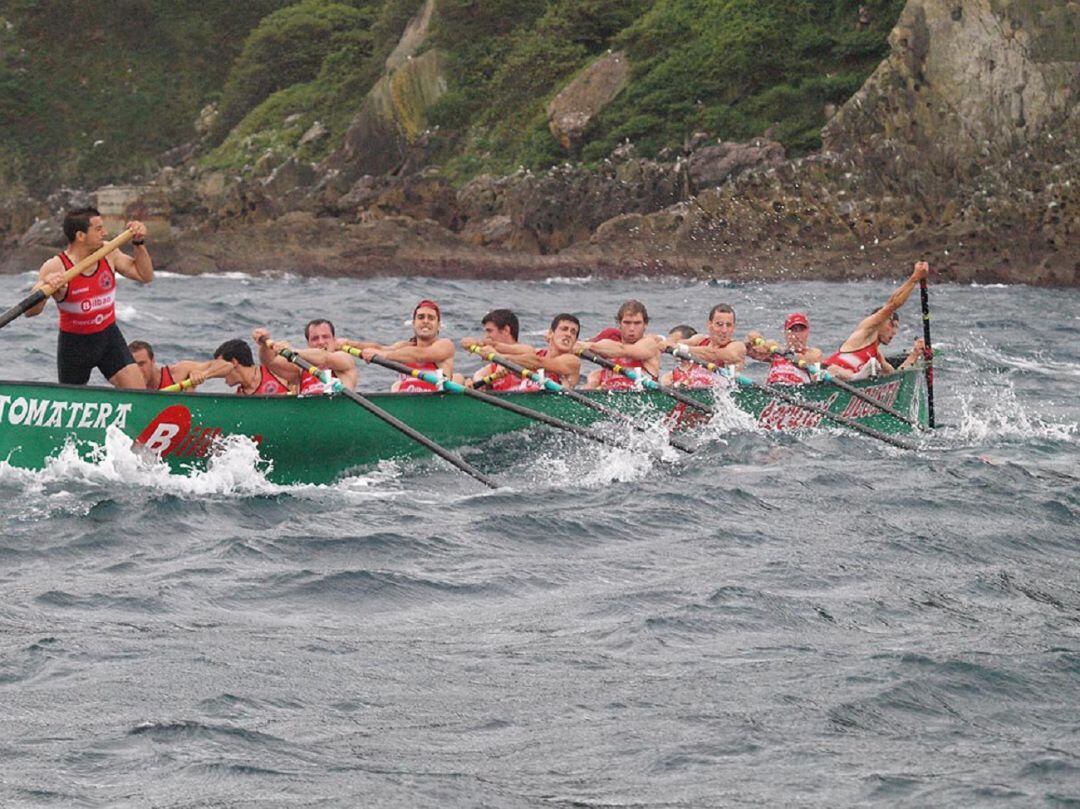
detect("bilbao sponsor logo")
[0,395,132,430]
[136,405,262,459]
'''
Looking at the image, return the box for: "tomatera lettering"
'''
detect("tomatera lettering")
[0,395,131,430]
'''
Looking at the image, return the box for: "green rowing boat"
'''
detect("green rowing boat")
[0,369,927,484]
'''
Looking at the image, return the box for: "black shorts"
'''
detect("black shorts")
[57,324,136,384]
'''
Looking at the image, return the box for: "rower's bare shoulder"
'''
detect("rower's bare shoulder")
[37,254,63,277]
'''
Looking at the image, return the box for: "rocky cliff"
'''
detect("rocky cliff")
[3,0,1077,285]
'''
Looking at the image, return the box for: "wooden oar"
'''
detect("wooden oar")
[919,276,936,428]
[574,346,714,415]
[747,341,926,431]
[261,339,498,489]
[665,347,916,450]
[0,229,134,331]
[351,350,638,453]
[466,344,696,454]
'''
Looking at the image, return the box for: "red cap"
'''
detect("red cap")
[413,299,441,319]
[591,327,623,342]
[784,312,809,330]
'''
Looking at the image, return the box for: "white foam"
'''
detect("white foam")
[542,276,594,285]
[947,375,1078,444]
[0,427,407,502]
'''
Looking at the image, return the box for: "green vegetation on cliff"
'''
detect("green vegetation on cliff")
[0,0,903,195]
[430,0,903,176]
[0,0,290,193]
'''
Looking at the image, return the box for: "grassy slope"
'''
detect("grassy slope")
[0,0,903,194]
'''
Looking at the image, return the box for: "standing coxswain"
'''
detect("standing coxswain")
[26,208,153,388]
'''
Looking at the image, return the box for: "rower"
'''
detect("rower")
[463,313,583,390]
[668,303,747,371]
[745,313,823,386]
[350,300,454,392]
[824,262,929,380]
[128,340,232,391]
[212,339,292,396]
[463,308,520,390]
[251,322,357,393]
[659,326,716,388]
[25,208,153,389]
[577,300,661,390]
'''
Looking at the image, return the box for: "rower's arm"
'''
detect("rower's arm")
[381,338,455,365]
[296,347,356,375]
[537,353,581,386]
[110,220,153,283]
[26,258,66,317]
[170,358,234,386]
[841,262,928,351]
[587,338,660,362]
[691,340,746,366]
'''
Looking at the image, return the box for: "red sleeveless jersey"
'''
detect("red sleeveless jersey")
[672,363,716,389]
[493,349,561,392]
[397,361,440,392]
[299,368,336,395]
[765,355,812,386]
[55,252,116,334]
[825,341,883,375]
[242,366,289,396]
[158,365,176,390]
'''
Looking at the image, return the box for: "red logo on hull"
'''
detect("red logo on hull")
[136,405,262,458]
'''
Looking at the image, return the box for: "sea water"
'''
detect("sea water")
[0,274,1077,807]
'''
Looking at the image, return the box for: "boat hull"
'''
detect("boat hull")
[0,370,927,484]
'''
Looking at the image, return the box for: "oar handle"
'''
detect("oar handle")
[161,378,197,393]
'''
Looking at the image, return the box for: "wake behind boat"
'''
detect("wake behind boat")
[0,369,928,485]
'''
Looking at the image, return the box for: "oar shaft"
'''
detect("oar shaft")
[668,347,914,449]
[919,278,936,428]
[469,346,695,454]
[0,229,134,331]
[576,347,713,415]
[747,341,923,430]
[268,341,498,488]
[364,353,632,451]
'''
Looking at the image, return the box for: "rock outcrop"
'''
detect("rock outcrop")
[324,0,448,182]
[547,51,631,150]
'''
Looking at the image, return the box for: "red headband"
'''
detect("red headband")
[413,299,441,319]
